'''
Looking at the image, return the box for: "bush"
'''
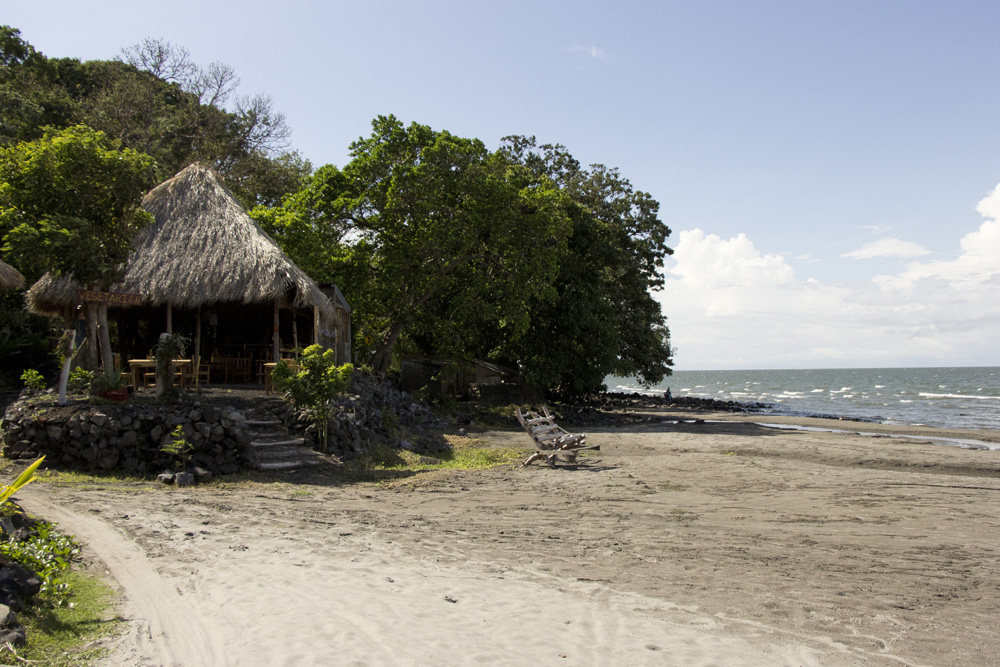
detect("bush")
[20,369,45,393]
[0,521,79,605]
[272,345,353,454]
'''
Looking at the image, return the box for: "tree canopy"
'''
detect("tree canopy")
[258,115,572,372]
[0,124,155,374]
[255,121,674,395]
[0,124,153,287]
[495,136,675,394]
[0,27,310,208]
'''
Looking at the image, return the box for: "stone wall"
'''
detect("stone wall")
[274,372,451,458]
[2,401,251,476]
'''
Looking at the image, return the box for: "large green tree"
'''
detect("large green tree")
[0,124,154,372]
[496,136,674,395]
[255,116,572,372]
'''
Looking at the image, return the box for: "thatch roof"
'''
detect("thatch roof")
[0,260,24,290]
[27,163,334,319]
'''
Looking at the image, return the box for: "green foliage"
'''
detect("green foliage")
[272,345,353,454]
[0,29,310,208]
[381,410,399,439]
[67,367,94,394]
[495,136,675,396]
[161,425,193,469]
[0,124,154,286]
[20,368,45,392]
[92,357,127,392]
[0,455,45,506]
[0,520,78,605]
[257,115,571,372]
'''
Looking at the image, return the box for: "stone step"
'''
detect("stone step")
[245,419,282,427]
[248,438,306,448]
[253,446,318,461]
[248,429,285,438]
[258,459,324,471]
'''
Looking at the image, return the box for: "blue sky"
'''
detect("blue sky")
[7,1,1000,369]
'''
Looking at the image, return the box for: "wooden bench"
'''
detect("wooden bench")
[514,406,599,467]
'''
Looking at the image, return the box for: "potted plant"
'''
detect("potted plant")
[93,359,129,402]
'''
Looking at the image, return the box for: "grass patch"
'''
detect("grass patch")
[354,435,525,472]
[16,569,122,667]
[336,434,528,486]
[32,468,154,493]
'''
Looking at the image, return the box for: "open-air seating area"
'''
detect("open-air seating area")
[126,355,296,390]
[514,406,599,467]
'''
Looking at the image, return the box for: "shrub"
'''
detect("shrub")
[272,345,353,454]
[67,367,94,394]
[20,369,45,393]
[160,425,193,469]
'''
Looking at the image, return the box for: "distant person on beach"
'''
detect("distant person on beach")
[665,388,672,401]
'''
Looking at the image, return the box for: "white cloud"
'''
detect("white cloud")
[841,237,931,259]
[568,44,607,60]
[657,183,1000,369]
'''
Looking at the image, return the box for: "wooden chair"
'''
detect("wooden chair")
[196,362,211,386]
[229,356,251,383]
[514,406,599,467]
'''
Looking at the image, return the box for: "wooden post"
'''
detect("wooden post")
[292,314,299,358]
[313,305,320,348]
[166,303,173,334]
[194,306,202,388]
[273,304,280,362]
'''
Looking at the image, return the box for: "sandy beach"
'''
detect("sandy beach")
[18,407,1000,666]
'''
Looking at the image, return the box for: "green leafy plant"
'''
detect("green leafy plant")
[67,367,94,394]
[20,368,45,393]
[272,345,353,454]
[92,358,127,392]
[0,521,79,605]
[161,426,193,469]
[381,410,399,439]
[0,456,45,507]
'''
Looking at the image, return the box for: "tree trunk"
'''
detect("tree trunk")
[57,330,76,406]
[370,322,403,373]
[97,302,114,372]
[84,303,99,371]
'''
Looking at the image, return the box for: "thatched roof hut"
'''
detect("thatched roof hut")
[26,163,333,319]
[0,260,24,290]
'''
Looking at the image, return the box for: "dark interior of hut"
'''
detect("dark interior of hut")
[115,302,316,384]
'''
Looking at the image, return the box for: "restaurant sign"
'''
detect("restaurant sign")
[76,289,143,306]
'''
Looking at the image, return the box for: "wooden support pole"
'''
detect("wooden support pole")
[166,303,173,334]
[273,304,280,362]
[194,306,202,388]
[292,314,299,358]
[313,305,320,348]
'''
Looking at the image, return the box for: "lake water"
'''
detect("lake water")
[608,367,1000,432]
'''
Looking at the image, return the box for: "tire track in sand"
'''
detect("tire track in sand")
[19,489,229,667]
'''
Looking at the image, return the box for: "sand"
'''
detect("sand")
[17,408,1000,666]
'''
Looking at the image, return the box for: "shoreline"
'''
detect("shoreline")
[600,391,1000,449]
[647,406,1000,450]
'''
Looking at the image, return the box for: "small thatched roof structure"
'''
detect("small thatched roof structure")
[0,260,24,290]
[26,163,334,319]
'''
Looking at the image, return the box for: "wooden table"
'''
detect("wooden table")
[127,359,191,389]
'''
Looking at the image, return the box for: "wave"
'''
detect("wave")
[919,392,1000,401]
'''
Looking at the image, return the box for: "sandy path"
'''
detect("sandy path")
[18,410,1000,666]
